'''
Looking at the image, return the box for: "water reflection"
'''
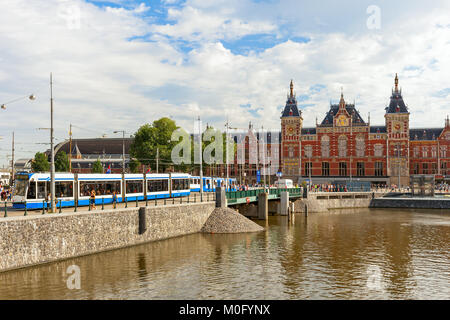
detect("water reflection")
[0,209,449,300]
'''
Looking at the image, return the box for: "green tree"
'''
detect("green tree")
[92,159,103,173]
[129,159,141,173]
[31,152,50,172]
[55,151,70,172]
[130,117,178,172]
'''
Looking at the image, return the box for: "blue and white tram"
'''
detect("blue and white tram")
[189,176,238,192]
[13,172,191,210]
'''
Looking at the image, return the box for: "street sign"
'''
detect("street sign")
[277,171,282,178]
[256,170,261,183]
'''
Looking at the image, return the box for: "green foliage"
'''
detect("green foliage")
[130,117,178,172]
[55,151,70,172]
[92,159,103,173]
[129,159,141,173]
[31,152,50,172]
[130,118,237,175]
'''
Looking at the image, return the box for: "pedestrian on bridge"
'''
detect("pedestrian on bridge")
[90,190,96,210]
[112,191,117,209]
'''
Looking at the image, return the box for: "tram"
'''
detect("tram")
[12,172,191,210]
[189,176,237,192]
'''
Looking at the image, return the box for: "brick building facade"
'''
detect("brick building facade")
[280,76,450,186]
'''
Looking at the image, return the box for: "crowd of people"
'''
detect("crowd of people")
[0,185,12,201]
[435,183,450,193]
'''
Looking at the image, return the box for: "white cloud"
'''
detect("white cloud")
[1,0,450,165]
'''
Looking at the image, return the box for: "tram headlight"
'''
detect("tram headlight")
[1,104,6,110]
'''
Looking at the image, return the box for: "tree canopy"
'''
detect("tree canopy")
[31,152,50,172]
[92,159,103,173]
[129,159,141,173]
[55,151,70,172]
[130,117,178,172]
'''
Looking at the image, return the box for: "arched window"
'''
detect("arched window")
[356,134,365,157]
[338,135,347,157]
[288,146,294,158]
[304,145,313,158]
[321,135,330,158]
[374,144,384,157]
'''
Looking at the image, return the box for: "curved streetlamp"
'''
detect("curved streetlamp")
[1,93,36,183]
[113,130,127,175]
[1,94,36,110]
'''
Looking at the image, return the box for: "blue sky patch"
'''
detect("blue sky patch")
[221,34,310,55]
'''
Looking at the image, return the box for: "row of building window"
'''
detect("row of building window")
[302,162,384,177]
[412,162,448,175]
[292,142,385,158]
[412,146,447,158]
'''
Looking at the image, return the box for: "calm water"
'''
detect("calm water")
[0,208,449,300]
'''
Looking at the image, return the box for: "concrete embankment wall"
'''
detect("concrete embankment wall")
[0,202,215,272]
[370,197,450,209]
[293,192,384,213]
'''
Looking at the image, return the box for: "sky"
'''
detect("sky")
[1,0,450,165]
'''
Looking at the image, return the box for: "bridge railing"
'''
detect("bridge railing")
[226,188,303,203]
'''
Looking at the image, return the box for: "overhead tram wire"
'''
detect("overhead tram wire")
[70,124,109,138]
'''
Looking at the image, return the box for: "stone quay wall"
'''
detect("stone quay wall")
[370,197,450,209]
[0,202,215,273]
[293,192,385,213]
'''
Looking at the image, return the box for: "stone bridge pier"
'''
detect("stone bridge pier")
[221,189,292,220]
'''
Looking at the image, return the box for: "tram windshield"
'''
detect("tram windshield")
[14,179,28,197]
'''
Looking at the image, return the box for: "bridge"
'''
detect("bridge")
[225,188,304,205]
[215,187,305,220]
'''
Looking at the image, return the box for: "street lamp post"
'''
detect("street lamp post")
[198,116,203,201]
[113,130,126,175]
[50,73,56,213]
[395,143,403,191]
[1,93,35,186]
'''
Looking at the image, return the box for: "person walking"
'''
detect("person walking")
[90,190,96,210]
[112,191,117,209]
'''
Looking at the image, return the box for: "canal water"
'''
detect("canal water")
[0,208,449,300]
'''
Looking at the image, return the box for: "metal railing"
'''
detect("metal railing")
[225,188,303,204]
[3,192,217,217]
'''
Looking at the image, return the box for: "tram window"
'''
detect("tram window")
[55,182,73,198]
[126,180,143,193]
[37,182,46,199]
[105,181,121,194]
[27,182,36,199]
[173,179,189,190]
[147,179,169,192]
[80,181,110,197]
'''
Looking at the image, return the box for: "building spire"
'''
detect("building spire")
[446,115,450,128]
[395,73,399,93]
[290,79,294,98]
[339,87,345,110]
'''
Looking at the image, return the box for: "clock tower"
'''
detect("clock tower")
[281,80,303,180]
[385,74,410,187]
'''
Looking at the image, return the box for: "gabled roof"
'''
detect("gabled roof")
[320,103,366,126]
[281,80,301,118]
[302,128,316,135]
[410,128,444,141]
[385,74,409,114]
[370,126,387,133]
